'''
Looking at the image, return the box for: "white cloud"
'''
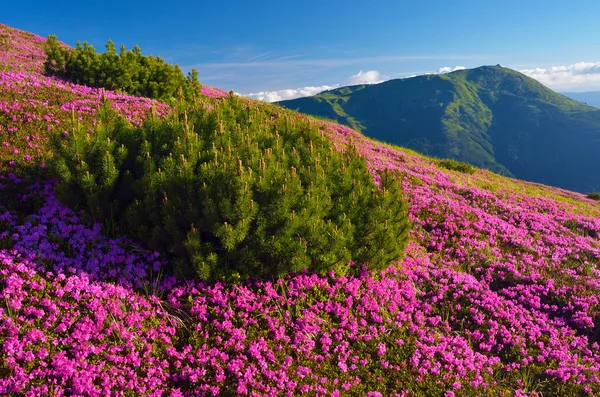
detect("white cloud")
[520,62,600,91]
[414,65,466,77]
[245,85,339,102]
[347,70,382,85]
[435,66,466,74]
[245,70,385,102]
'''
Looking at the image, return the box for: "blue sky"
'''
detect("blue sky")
[4,0,600,100]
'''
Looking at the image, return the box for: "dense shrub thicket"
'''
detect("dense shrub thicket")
[587,192,600,201]
[51,96,411,281]
[43,35,201,101]
[435,158,477,174]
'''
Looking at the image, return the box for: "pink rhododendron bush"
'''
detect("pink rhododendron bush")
[2,23,600,396]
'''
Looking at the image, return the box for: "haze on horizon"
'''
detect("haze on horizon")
[4,0,600,101]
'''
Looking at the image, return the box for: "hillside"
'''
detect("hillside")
[2,23,600,397]
[279,66,600,193]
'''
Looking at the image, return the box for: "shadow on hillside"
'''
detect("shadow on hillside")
[0,168,182,299]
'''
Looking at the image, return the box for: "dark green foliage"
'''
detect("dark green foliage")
[43,35,67,75]
[435,158,477,174]
[587,192,600,201]
[279,65,600,193]
[51,97,411,281]
[43,35,201,101]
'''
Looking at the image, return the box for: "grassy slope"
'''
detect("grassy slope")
[279,66,600,193]
[2,23,600,397]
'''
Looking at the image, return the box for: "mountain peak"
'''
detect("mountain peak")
[279,65,600,192]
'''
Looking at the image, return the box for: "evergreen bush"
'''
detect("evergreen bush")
[51,96,411,281]
[587,192,600,201]
[435,158,477,174]
[43,35,201,102]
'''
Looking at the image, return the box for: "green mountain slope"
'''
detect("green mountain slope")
[279,66,600,193]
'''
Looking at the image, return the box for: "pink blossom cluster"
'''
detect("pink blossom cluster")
[0,23,48,73]
[200,85,228,99]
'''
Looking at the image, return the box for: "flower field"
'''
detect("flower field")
[1,23,600,396]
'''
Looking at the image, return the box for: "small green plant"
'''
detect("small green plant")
[586,192,600,201]
[435,158,477,174]
[51,97,411,281]
[0,33,8,48]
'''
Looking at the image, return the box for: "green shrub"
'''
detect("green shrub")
[43,35,201,102]
[435,158,477,174]
[587,192,600,201]
[51,97,411,281]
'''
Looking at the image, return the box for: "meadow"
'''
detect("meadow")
[1,23,600,396]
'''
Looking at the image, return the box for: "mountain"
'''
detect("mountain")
[562,91,600,109]
[278,66,600,193]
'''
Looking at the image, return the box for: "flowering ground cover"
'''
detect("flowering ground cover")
[1,23,600,396]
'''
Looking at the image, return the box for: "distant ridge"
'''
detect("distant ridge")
[562,91,600,109]
[279,65,600,193]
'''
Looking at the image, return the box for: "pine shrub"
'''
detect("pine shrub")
[587,192,600,201]
[51,97,411,281]
[43,35,201,102]
[435,158,477,174]
[43,34,68,76]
